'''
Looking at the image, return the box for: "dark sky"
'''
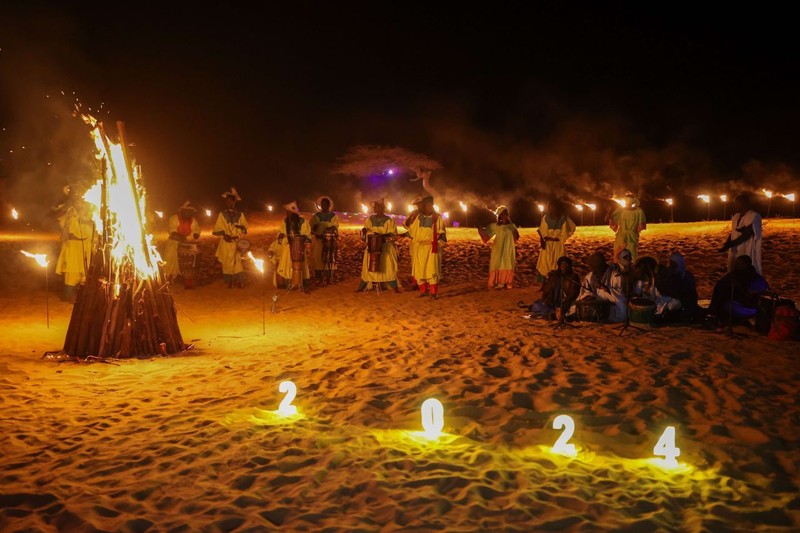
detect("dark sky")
[1,2,798,219]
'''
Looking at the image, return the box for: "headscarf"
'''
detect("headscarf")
[617,248,632,271]
[669,252,686,277]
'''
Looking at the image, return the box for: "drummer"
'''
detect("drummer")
[212,187,248,288]
[357,199,401,293]
[310,196,340,285]
[276,201,312,291]
[407,195,446,299]
[575,250,627,322]
[163,201,201,288]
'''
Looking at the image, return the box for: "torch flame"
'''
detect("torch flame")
[586,203,597,211]
[785,193,796,202]
[205,209,212,217]
[720,194,728,202]
[386,201,393,212]
[267,204,273,212]
[575,204,584,211]
[11,208,19,220]
[247,251,265,273]
[665,198,674,206]
[697,194,710,203]
[537,203,545,213]
[407,204,415,213]
[612,198,627,208]
[763,189,773,199]
[442,211,450,219]
[155,211,163,219]
[433,204,440,213]
[21,250,48,268]
[361,203,369,214]
[81,114,161,280]
[459,201,467,212]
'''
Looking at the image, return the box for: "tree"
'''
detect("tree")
[334,145,441,198]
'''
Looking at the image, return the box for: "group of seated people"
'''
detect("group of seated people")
[530,249,769,327]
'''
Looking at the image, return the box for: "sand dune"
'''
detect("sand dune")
[0,219,798,531]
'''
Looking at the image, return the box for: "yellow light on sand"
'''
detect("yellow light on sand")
[586,203,597,211]
[277,381,298,417]
[420,398,444,440]
[612,198,627,208]
[11,208,19,220]
[205,209,212,217]
[537,203,545,213]
[361,203,369,214]
[762,189,773,199]
[407,204,415,213]
[697,194,710,203]
[551,414,577,457]
[433,204,440,213]
[247,251,264,273]
[155,211,163,219]
[21,250,48,268]
[665,198,673,206]
[575,204,583,211]
[720,194,728,202]
[653,426,680,469]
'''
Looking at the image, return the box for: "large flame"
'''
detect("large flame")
[785,193,796,202]
[81,115,161,280]
[247,251,265,273]
[697,194,710,204]
[21,250,48,268]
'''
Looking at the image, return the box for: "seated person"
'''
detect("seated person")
[633,256,682,319]
[708,254,769,324]
[574,250,627,323]
[655,252,699,320]
[530,256,580,321]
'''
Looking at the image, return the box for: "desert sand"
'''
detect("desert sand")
[1,218,798,531]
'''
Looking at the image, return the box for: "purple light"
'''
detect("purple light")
[387,169,394,176]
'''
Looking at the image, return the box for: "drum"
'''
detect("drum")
[236,238,251,252]
[367,233,384,272]
[756,295,796,335]
[629,297,656,324]
[321,227,338,267]
[576,299,610,323]
[288,235,306,286]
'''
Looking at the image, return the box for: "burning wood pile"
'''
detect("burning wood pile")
[63,116,184,359]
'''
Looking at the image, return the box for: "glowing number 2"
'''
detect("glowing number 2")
[552,414,577,456]
[420,398,444,438]
[278,381,297,416]
[653,426,680,467]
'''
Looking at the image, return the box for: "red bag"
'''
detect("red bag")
[768,304,800,341]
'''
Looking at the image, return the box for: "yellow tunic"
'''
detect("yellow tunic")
[360,215,399,283]
[409,214,446,284]
[214,210,247,275]
[55,207,95,286]
[162,214,200,279]
[609,207,646,262]
[536,215,576,276]
[309,212,340,271]
[277,218,311,281]
[266,238,282,287]
[403,212,419,280]
[486,222,518,283]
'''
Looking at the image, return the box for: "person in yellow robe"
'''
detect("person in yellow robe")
[212,188,248,288]
[55,199,95,302]
[266,238,282,288]
[481,206,520,289]
[276,201,311,291]
[162,201,201,288]
[309,196,340,285]
[536,199,576,281]
[608,191,646,262]
[402,196,424,290]
[408,195,446,298]
[357,199,401,293]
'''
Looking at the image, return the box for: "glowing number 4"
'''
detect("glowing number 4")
[421,398,444,439]
[278,381,297,416]
[653,426,680,467]
[552,414,577,456]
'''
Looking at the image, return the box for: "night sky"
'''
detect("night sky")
[1,2,798,221]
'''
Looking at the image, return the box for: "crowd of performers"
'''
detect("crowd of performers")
[52,186,778,330]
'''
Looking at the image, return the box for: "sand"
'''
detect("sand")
[0,219,798,531]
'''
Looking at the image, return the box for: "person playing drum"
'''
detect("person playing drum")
[212,187,248,288]
[163,201,201,288]
[310,196,340,285]
[357,199,401,293]
[407,195,446,299]
[276,201,311,291]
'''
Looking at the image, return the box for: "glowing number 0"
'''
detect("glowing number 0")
[653,426,680,467]
[278,381,297,416]
[552,414,577,456]
[420,398,444,439]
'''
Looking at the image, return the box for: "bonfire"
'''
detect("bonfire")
[61,117,184,359]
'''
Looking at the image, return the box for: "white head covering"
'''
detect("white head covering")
[495,205,509,218]
[221,187,241,201]
[283,201,300,214]
[316,196,334,211]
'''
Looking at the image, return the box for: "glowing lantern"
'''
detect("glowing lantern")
[665,198,673,206]
[420,398,444,439]
[551,414,577,457]
[277,381,298,417]
[11,208,19,220]
[653,426,680,468]
[21,251,50,328]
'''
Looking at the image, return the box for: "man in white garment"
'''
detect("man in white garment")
[719,193,762,275]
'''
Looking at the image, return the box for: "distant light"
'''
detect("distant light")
[442,211,450,219]
[433,204,440,213]
[386,201,393,212]
[21,250,48,268]
[586,203,597,211]
[575,204,584,211]
[387,168,394,176]
[720,194,728,202]
[665,198,674,206]
[762,189,773,199]
[407,204,415,213]
[361,203,369,214]
[11,208,19,220]
[612,198,627,208]
[697,194,710,204]
[459,201,467,212]
[267,204,273,212]
[205,209,212,217]
[537,203,545,213]
[785,193,796,202]
[155,211,163,219]
[420,398,444,440]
